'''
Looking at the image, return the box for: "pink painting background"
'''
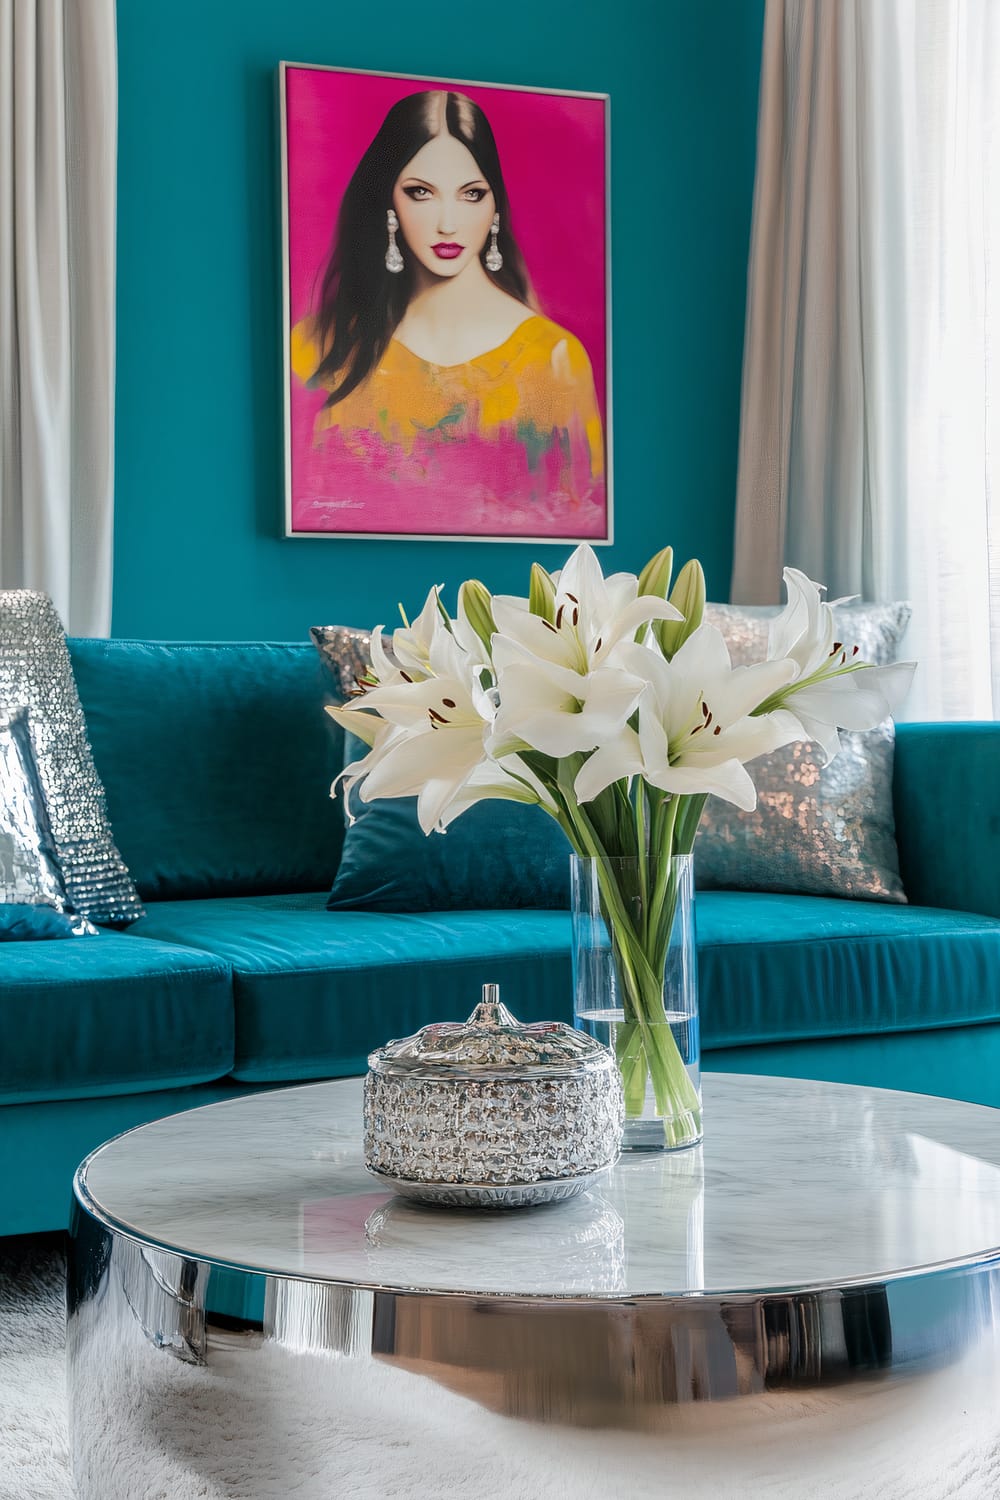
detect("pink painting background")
[284,65,608,537]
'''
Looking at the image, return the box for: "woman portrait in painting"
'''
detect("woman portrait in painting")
[289,88,606,539]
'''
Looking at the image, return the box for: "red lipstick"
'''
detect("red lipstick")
[432,243,463,259]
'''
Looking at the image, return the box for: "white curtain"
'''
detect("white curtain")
[732,0,1000,720]
[0,0,117,637]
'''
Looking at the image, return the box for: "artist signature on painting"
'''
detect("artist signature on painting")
[304,496,365,511]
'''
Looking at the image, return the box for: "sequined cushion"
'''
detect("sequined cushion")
[310,625,373,703]
[0,709,97,938]
[695,601,912,903]
[0,591,143,926]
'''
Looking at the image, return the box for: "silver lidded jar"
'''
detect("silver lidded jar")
[364,983,624,1208]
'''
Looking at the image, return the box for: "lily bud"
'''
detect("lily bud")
[637,545,674,643]
[638,545,674,601]
[656,559,706,660]
[528,563,557,623]
[458,579,496,653]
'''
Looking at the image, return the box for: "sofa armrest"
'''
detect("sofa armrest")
[893,722,1000,917]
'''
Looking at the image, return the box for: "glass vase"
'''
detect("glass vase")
[571,853,702,1152]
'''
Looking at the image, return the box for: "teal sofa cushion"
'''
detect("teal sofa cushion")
[894,723,1000,919]
[131,893,576,1082]
[0,931,234,1105]
[127,890,1000,1085]
[707,1024,1000,1110]
[697,893,1000,1047]
[67,639,343,902]
[329,785,572,912]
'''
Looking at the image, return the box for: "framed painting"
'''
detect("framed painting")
[280,62,611,543]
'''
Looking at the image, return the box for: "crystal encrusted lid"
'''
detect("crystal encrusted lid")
[369,984,614,1081]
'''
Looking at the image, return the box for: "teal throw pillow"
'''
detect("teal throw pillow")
[0,903,91,941]
[328,741,572,913]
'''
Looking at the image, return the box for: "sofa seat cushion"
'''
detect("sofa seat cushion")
[128,891,1000,1085]
[131,893,576,1083]
[0,932,234,1105]
[697,893,1000,1047]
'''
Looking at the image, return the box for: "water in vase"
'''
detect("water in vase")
[577,1008,702,1151]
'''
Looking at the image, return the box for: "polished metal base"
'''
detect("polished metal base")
[67,1201,1000,1498]
[67,1074,1000,1494]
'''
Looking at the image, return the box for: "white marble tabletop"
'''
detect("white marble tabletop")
[76,1073,1000,1299]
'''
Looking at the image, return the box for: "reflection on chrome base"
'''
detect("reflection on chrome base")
[67,1206,1000,1498]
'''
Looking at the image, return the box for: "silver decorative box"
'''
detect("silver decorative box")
[364,984,624,1208]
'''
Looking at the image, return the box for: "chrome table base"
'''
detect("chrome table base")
[68,1206,1000,1498]
[66,1075,1000,1496]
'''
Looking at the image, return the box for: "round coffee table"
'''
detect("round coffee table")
[67,1073,1000,1498]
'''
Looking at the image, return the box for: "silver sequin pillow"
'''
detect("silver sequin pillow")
[0,710,97,937]
[0,591,143,926]
[695,601,912,903]
[310,625,373,703]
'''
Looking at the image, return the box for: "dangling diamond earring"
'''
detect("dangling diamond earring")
[485,213,503,272]
[385,209,404,274]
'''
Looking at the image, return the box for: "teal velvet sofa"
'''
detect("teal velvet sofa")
[2,639,999,1238]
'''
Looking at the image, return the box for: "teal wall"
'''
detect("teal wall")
[113,0,765,640]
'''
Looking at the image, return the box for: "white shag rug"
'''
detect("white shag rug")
[0,1237,73,1500]
[2,1234,1000,1500]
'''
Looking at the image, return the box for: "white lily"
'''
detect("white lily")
[491,543,683,678]
[489,647,649,760]
[324,709,408,823]
[359,726,485,835]
[335,611,481,726]
[391,584,449,680]
[325,699,382,749]
[353,712,554,836]
[767,567,838,675]
[574,629,798,807]
[334,625,501,833]
[434,755,559,830]
[360,584,449,690]
[486,544,688,761]
[763,568,917,763]
[365,626,404,688]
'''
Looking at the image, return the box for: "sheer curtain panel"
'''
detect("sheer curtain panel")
[732,0,1000,720]
[0,0,117,636]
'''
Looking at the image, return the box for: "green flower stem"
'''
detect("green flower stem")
[615,1022,648,1114]
[604,889,702,1145]
[550,767,702,1147]
[647,794,679,963]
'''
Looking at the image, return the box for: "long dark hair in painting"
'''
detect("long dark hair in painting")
[309,90,534,409]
